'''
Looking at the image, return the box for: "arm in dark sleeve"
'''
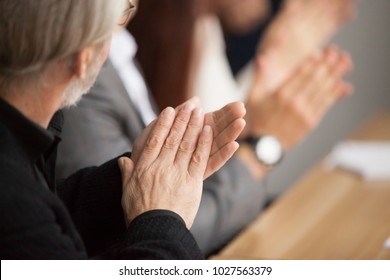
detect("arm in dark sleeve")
[108,211,204,260]
[191,155,267,255]
[57,155,203,259]
[0,161,202,259]
[0,192,202,260]
[57,155,129,256]
[0,170,88,259]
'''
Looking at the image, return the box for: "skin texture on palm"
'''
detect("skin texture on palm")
[257,0,357,93]
[246,46,353,150]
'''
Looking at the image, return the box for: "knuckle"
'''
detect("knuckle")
[145,134,161,150]
[165,132,181,149]
[192,152,204,166]
[198,136,211,147]
[175,112,190,126]
[179,140,195,153]
[155,164,167,176]
[155,118,173,133]
[187,120,201,130]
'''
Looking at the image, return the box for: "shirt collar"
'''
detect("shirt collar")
[0,98,58,162]
[109,29,138,68]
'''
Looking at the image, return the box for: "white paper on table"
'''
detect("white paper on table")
[384,236,390,249]
[326,141,390,180]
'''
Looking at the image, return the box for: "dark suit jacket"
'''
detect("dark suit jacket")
[57,61,267,255]
[0,98,202,259]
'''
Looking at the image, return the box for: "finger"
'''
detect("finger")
[188,125,213,179]
[131,119,157,164]
[298,58,330,105]
[336,51,353,77]
[310,49,351,108]
[137,107,175,166]
[159,102,195,161]
[174,107,204,167]
[323,46,346,77]
[211,118,246,157]
[278,53,320,101]
[312,73,350,119]
[205,102,246,154]
[314,80,353,116]
[300,48,339,105]
[205,102,246,135]
[296,46,340,106]
[174,96,201,114]
[205,141,240,179]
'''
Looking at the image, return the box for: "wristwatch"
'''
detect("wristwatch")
[242,135,284,167]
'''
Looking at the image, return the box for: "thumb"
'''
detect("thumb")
[118,157,135,186]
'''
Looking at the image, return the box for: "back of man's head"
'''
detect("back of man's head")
[0,0,124,90]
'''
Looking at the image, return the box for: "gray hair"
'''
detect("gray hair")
[0,0,125,85]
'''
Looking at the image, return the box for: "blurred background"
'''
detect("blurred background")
[266,0,390,198]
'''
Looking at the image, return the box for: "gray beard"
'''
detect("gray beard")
[60,60,101,109]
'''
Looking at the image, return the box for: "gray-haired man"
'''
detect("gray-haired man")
[0,0,245,259]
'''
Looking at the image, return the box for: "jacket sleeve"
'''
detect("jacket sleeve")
[0,158,203,260]
[57,155,129,256]
[57,155,203,259]
[106,211,204,260]
[191,156,267,255]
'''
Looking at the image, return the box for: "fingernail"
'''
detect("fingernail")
[189,96,200,105]
[193,107,203,118]
[181,102,193,113]
[162,107,174,116]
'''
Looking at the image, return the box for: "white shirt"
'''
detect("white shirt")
[193,15,254,112]
[109,29,157,125]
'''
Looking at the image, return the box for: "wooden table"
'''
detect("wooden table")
[213,113,390,260]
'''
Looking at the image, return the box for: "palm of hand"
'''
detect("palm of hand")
[247,47,353,150]
[258,0,356,93]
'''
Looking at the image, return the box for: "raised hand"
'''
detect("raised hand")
[246,46,353,150]
[257,0,357,93]
[131,98,246,179]
[119,104,213,228]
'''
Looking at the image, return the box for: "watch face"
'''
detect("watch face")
[255,135,283,166]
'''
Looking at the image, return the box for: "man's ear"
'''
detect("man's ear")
[73,45,96,80]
